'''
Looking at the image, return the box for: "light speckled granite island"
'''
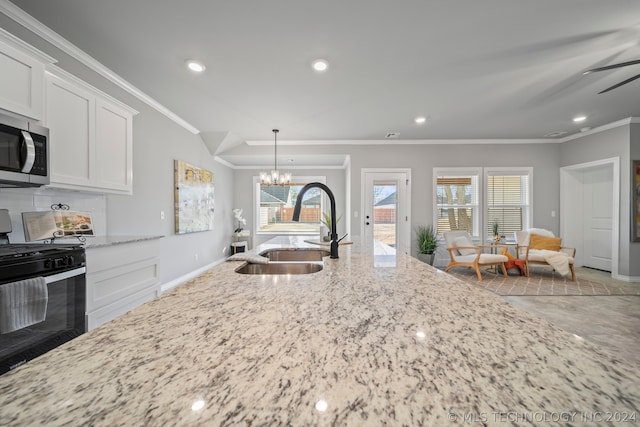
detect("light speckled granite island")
[0,237,638,426]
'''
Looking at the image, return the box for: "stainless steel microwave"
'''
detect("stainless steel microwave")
[0,112,49,187]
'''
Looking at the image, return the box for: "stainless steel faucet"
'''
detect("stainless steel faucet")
[292,182,339,259]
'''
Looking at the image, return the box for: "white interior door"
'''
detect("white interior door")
[561,158,618,277]
[582,166,613,271]
[362,170,411,257]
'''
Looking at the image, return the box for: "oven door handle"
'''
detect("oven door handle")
[44,267,86,284]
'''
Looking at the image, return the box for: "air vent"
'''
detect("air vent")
[543,131,567,138]
[385,132,400,139]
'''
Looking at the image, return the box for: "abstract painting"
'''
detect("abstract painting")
[174,160,215,234]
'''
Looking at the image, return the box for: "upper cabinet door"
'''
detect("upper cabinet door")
[45,73,96,187]
[0,39,45,120]
[95,98,133,192]
[44,69,136,195]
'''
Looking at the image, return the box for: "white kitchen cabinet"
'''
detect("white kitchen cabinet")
[44,68,136,194]
[95,99,133,192]
[0,29,53,120]
[86,239,160,331]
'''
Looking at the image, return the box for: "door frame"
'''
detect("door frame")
[360,168,412,254]
[560,157,619,278]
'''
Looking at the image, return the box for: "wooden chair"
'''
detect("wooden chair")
[514,229,577,281]
[443,231,508,281]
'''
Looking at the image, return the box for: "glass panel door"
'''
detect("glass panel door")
[363,170,410,265]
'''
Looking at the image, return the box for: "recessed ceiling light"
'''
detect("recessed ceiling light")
[573,115,587,123]
[186,60,206,73]
[414,116,427,125]
[543,131,567,138]
[311,59,329,72]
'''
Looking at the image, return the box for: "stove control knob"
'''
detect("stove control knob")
[44,258,54,269]
[54,258,65,268]
[66,255,75,266]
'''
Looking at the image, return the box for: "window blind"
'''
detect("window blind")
[436,174,479,237]
[486,174,530,237]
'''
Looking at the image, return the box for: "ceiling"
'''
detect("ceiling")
[6,0,640,166]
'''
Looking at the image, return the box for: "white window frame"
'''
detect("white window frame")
[433,167,482,240]
[433,167,534,243]
[483,167,533,242]
[254,175,327,235]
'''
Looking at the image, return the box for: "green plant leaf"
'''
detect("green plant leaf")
[416,225,438,254]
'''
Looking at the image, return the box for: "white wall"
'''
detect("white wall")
[560,124,637,278]
[106,102,235,285]
[224,141,563,256]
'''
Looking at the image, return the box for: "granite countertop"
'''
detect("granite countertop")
[0,236,638,426]
[81,235,164,249]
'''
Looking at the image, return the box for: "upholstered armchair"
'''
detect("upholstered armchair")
[443,231,508,281]
[513,228,577,281]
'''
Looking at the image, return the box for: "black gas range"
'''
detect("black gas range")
[0,242,86,374]
[0,243,85,284]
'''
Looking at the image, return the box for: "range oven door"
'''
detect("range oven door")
[0,267,86,375]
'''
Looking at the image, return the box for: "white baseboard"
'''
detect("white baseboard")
[160,257,226,294]
[612,273,640,283]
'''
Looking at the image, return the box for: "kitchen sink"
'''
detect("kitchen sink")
[261,249,329,262]
[235,262,323,275]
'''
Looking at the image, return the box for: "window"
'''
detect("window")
[254,176,325,234]
[434,168,481,238]
[485,168,532,239]
[433,167,532,242]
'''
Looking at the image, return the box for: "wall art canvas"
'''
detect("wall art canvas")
[633,160,640,242]
[174,160,215,234]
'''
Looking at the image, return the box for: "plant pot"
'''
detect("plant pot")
[417,253,435,265]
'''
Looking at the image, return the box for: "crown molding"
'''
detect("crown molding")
[559,117,639,142]
[0,0,199,134]
[245,138,554,146]
[213,156,235,168]
[230,164,347,170]
[45,67,139,115]
[0,26,56,64]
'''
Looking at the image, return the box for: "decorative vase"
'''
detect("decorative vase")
[417,253,435,265]
[320,225,329,241]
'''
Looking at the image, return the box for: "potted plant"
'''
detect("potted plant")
[321,212,343,241]
[231,208,247,254]
[492,220,501,242]
[416,225,438,265]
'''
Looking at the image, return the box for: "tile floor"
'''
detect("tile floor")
[503,268,640,366]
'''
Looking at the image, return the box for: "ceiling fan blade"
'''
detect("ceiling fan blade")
[598,72,640,94]
[584,58,640,74]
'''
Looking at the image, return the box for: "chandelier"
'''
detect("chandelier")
[260,129,291,185]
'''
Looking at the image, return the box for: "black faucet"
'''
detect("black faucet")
[292,182,339,259]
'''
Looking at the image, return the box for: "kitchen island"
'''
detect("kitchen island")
[0,236,638,426]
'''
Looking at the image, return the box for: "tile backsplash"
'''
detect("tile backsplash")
[0,187,106,243]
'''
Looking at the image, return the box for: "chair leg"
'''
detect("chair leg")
[474,266,483,281]
[570,264,576,281]
[500,263,508,277]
